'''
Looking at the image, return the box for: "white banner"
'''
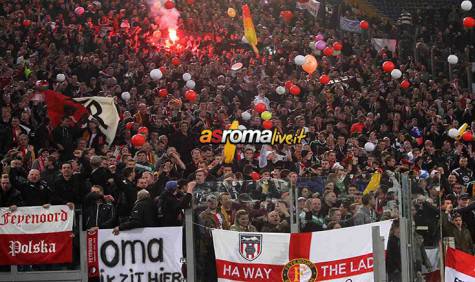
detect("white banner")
[87,227,183,281]
[340,17,362,33]
[213,220,393,281]
[74,96,119,144]
[0,205,74,234]
[371,38,397,53]
[297,0,321,17]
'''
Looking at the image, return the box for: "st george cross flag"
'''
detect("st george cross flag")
[445,247,475,281]
[73,97,120,144]
[213,220,392,281]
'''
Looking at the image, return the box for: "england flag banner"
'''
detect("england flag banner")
[445,247,475,281]
[0,205,74,265]
[87,227,183,281]
[213,220,393,281]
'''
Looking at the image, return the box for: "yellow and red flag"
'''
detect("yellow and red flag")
[242,4,259,57]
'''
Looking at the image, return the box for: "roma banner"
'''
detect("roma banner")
[87,227,183,281]
[445,247,475,281]
[74,97,120,144]
[0,205,74,265]
[213,220,393,281]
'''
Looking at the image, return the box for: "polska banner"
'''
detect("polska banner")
[296,0,321,18]
[87,227,183,281]
[339,17,362,33]
[213,220,392,281]
[73,96,120,145]
[0,205,74,265]
[445,247,475,281]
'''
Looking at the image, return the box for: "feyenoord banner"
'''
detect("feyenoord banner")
[445,247,475,281]
[87,227,183,281]
[213,220,393,281]
[0,205,74,265]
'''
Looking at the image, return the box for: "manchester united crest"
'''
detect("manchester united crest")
[282,258,318,282]
[239,234,262,261]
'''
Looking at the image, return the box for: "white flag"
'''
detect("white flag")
[297,0,321,18]
[340,17,361,33]
[371,38,397,53]
[73,97,119,144]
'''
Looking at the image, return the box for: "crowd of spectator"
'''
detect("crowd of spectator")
[0,0,475,280]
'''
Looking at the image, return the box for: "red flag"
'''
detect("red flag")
[445,247,475,281]
[43,90,88,127]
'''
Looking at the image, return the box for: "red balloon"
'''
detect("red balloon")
[131,134,146,147]
[262,120,273,129]
[319,74,330,85]
[289,85,301,95]
[462,131,474,142]
[158,88,168,97]
[186,0,194,4]
[171,57,180,66]
[255,103,267,113]
[125,122,134,130]
[164,0,175,9]
[323,47,334,56]
[463,17,475,28]
[360,20,369,30]
[400,79,410,89]
[138,127,149,135]
[22,20,31,27]
[185,90,197,102]
[250,171,260,181]
[280,10,293,23]
[382,61,395,73]
[332,42,343,51]
[285,80,294,89]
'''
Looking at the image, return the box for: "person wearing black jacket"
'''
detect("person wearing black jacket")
[83,185,116,230]
[115,167,138,223]
[0,174,23,208]
[386,221,401,282]
[112,190,157,234]
[52,162,86,208]
[158,180,194,226]
[19,169,52,207]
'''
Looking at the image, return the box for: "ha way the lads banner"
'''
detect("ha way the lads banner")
[87,227,183,281]
[213,220,393,282]
[0,205,74,265]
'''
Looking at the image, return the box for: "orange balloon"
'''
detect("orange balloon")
[302,55,318,74]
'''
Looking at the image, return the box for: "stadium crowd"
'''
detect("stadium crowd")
[0,0,475,280]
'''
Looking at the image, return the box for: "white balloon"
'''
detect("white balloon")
[185,80,196,89]
[390,69,402,79]
[294,55,306,66]
[241,36,249,44]
[308,41,316,50]
[150,69,163,80]
[364,142,376,152]
[448,128,459,139]
[121,92,131,101]
[182,73,192,81]
[238,125,247,130]
[447,55,458,65]
[461,0,472,11]
[56,73,66,82]
[275,86,286,95]
[241,111,251,121]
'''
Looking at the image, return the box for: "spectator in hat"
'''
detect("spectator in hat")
[157,180,194,226]
[83,185,116,231]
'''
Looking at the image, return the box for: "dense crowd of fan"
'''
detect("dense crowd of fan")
[0,0,475,280]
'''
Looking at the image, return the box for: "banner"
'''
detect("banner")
[213,220,393,281]
[296,0,321,18]
[339,17,362,33]
[87,227,183,281]
[74,97,120,144]
[445,247,475,281]
[0,205,74,265]
[371,38,397,53]
[43,90,88,127]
